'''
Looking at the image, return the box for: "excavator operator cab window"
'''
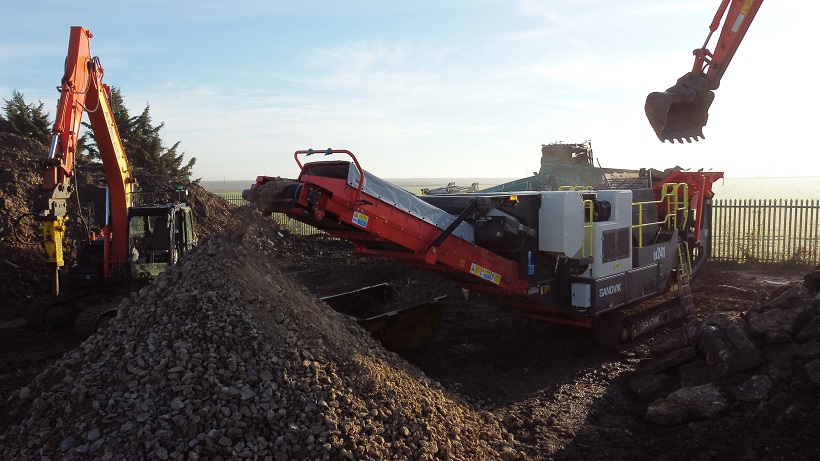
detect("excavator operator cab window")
[174,208,196,258]
[128,212,173,281]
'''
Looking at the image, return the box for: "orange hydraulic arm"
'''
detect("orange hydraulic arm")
[645,0,764,143]
[36,26,136,295]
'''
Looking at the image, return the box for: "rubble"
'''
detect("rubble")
[633,271,820,427]
[0,211,523,460]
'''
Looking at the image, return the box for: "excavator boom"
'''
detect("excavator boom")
[646,0,763,143]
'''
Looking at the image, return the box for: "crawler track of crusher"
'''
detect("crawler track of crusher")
[246,149,722,349]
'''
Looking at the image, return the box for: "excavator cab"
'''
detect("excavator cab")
[128,204,196,282]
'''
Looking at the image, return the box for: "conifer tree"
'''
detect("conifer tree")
[0,90,51,145]
[80,87,197,183]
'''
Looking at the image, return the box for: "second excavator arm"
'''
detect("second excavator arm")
[645,0,764,143]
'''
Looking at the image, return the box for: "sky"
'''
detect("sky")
[1,0,815,182]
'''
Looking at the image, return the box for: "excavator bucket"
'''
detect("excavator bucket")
[645,72,715,143]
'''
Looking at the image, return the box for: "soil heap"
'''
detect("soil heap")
[0,132,234,322]
[0,207,523,460]
[0,133,51,321]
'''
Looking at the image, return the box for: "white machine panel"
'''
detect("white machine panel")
[538,191,584,258]
[571,283,592,309]
[589,189,633,278]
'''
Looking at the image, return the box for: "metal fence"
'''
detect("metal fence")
[712,199,820,266]
[220,193,820,266]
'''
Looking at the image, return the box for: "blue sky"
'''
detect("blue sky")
[1,1,815,181]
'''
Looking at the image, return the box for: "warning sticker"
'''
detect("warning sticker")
[469,263,501,285]
[352,211,369,228]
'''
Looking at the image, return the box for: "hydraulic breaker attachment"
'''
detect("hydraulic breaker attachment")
[39,216,67,296]
[645,72,714,143]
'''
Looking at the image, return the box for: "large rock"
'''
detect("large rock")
[796,340,820,360]
[668,384,728,419]
[806,359,820,387]
[637,346,697,376]
[679,360,722,388]
[645,399,688,426]
[731,375,773,403]
[629,374,680,401]
[795,315,820,343]
[698,322,761,374]
[802,268,820,292]
[765,283,811,310]
[746,306,806,338]
[759,342,800,366]
[647,326,692,357]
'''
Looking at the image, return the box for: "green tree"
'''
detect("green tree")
[80,87,198,184]
[0,90,51,145]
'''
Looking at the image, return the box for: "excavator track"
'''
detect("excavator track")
[73,301,119,336]
[25,292,89,330]
[26,291,122,335]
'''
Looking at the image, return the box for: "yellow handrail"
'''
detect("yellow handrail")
[631,183,690,248]
[559,185,594,191]
[582,199,594,257]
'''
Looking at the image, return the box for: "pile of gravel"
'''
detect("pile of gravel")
[0,209,522,460]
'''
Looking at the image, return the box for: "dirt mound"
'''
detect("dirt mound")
[0,132,234,322]
[0,209,523,460]
[0,133,54,321]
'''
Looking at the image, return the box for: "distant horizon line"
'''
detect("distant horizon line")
[199,175,820,183]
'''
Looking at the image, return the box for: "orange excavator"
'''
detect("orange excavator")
[28,26,196,332]
[35,27,135,296]
[645,0,764,143]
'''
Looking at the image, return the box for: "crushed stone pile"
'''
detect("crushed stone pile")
[0,131,234,322]
[0,208,523,460]
[632,270,820,427]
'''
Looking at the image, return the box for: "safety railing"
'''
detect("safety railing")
[631,183,690,248]
[582,199,595,258]
[660,183,689,231]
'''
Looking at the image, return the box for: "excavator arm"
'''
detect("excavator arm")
[645,0,764,143]
[35,26,136,295]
